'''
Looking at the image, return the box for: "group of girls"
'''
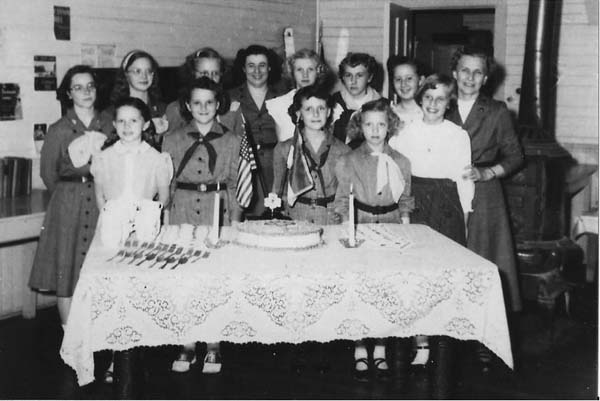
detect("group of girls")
[29,41,522,396]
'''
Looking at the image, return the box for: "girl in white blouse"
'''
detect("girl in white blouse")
[90,97,173,382]
[389,74,474,372]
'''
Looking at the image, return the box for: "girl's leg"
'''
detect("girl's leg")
[57,296,72,326]
[373,339,390,380]
[171,342,197,373]
[353,340,369,381]
[202,342,222,374]
[412,335,430,365]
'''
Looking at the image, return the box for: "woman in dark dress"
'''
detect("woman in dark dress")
[227,44,283,218]
[29,65,113,328]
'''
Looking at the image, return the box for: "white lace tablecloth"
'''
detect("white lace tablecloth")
[61,223,513,386]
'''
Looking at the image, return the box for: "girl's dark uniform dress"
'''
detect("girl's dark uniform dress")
[163,121,242,225]
[272,129,350,224]
[228,84,279,217]
[447,94,524,311]
[331,92,363,150]
[29,109,113,297]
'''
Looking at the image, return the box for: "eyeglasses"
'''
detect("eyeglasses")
[195,70,221,80]
[70,83,96,92]
[127,68,155,77]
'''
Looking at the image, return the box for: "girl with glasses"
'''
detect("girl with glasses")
[106,50,169,149]
[29,64,113,338]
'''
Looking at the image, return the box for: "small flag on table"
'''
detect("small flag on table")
[236,115,257,208]
[286,127,314,206]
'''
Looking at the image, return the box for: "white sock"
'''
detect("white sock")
[373,344,388,369]
[354,344,368,370]
[412,335,430,365]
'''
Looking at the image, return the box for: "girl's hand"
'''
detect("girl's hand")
[330,212,343,225]
[462,165,494,182]
[152,117,169,135]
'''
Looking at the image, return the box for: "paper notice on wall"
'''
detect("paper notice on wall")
[81,44,98,67]
[0,84,23,121]
[81,44,117,68]
[34,55,57,91]
[98,44,117,68]
[54,6,70,41]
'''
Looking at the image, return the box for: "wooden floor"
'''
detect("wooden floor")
[0,284,597,399]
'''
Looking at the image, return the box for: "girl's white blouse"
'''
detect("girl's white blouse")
[265,89,297,142]
[389,119,474,214]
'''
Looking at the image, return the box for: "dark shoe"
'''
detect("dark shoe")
[353,358,370,382]
[373,357,391,381]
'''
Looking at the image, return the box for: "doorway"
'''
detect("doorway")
[388,5,495,99]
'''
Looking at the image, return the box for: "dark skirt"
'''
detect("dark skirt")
[411,176,466,246]
[29,181,99,297]
[468,179,522,312]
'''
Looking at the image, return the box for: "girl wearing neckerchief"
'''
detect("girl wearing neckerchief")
[271,85,350,225]
[333,98,414,383]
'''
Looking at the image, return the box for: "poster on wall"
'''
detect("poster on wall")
[81,44,117,68]
[34,55,57,91]
[54,6,70,40]
[0,84,23,121]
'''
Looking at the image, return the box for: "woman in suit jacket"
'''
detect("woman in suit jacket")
[446,46,524,313]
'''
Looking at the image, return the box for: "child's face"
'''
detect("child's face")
[244,54,270,88]
[186,88,219,126]
[69,73,96,109]
[293,58,318,89]
[194,58,222,84]
[342,64,371,97]
[361,111,388,148]
[421,85,451,124]
[392,64,420,101]
[298,96,330,132]
[126,57,154,93]
[114,105,149,144]
[452,55,487,99]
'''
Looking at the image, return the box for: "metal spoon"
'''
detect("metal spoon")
[159,247,184,269]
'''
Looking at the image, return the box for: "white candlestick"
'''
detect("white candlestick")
[210,184,220,245]
[348,183,356,247]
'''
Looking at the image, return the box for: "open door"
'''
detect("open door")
[388,3,412,100]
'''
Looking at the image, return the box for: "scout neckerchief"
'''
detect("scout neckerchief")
[174,125,227,179]
[302,135,332,198]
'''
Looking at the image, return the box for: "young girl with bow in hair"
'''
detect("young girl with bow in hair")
[87,96,172,383]
[333,98,413,382]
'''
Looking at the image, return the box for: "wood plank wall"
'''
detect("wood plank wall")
[0,0,317,318]
[0,0,317,163]
[319,0,598,165]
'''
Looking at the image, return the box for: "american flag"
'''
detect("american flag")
[236,116,257,208]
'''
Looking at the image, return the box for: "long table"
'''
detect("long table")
[61,223,513,386]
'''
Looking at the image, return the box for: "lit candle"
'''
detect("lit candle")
[348,182,356,247]
[210,183,220,245]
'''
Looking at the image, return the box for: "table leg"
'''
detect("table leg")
[113,349,139,399]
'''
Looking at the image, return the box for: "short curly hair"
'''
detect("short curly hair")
[346,98,400,142]
[414,74,457,108]
[231,44,283,87]
[179,77,230,122]
[337,52,378,80]
[287,84,335,130]
[450,45,494,76]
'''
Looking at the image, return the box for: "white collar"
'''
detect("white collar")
[114,140,150,155]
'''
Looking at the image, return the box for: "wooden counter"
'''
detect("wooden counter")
[0,189,52,319]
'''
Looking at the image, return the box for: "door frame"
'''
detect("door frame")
[383,0,507,100]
